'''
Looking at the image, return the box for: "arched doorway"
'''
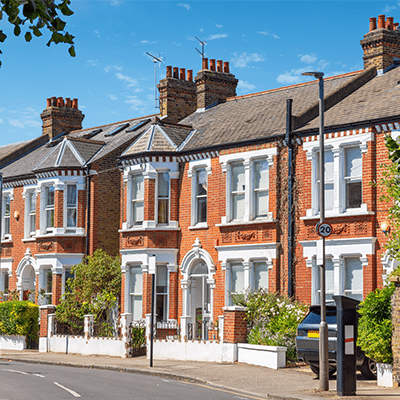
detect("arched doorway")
[16,248,37,301]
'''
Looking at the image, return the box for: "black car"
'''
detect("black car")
[295,304,376,379]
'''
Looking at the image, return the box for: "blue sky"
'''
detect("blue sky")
[0,0,398,146]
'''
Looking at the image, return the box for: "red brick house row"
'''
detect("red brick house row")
[1,15,399,341]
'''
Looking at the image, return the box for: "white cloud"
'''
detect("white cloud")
[200,28,204,33]
[116,73,138,89]
[0,107,5,113]
[107,94,118,100]
[110,0,122,5]
[259,31,269,35]
[384,5,397,13]
[125,96,144,110]
[87,59,98,67]
[0,117,3,123]
[216,24,223,28]
[231,52,265,68]
[177,3,190,11]
[94,30,101,38]
[298,54,318,64]
[105,65,123,73]
[206,33,227,40]
[318,59,330,71]
[141,40,157,44]
[276,67,310,84]
[237,80,256,91]
[272,34,280,39]
[9,119,41,129]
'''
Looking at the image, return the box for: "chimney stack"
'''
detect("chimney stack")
[361,15,400,71]
[41,96,84,139]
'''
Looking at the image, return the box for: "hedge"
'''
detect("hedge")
[0,301,39,346]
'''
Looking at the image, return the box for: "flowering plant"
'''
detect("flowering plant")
[231,289,308,361]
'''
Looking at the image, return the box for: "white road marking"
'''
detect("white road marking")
[2,369,45,378]
[54,382,81,398]
[33,374,45,378]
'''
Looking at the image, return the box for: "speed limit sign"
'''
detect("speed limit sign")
[316,222,332,237]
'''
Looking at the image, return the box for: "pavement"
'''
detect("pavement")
[0,350,399,400]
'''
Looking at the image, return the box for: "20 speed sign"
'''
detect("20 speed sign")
[316,222,332,237]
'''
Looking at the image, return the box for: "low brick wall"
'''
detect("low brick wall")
[391,277,400,386]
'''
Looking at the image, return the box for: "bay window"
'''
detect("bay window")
[44,186,55,230]
[66,184,77,230]
[157,172,169,225]
[131,174,144,226]
[129,266,143,320]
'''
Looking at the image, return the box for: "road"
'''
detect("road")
[0,360,264,400]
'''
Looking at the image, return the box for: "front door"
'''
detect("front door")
[190,274,211,340]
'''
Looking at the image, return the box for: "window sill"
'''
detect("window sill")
[22,237,36,243]
[35,232,86,239]
[216,218,276,227]
[188,224,209,230]
[119,226,181,232]
[1,238,12,244]
[301,210,375,221]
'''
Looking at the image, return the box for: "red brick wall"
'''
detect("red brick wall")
[223,308,247,343]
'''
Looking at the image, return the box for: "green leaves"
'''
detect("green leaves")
[0,0,76,66]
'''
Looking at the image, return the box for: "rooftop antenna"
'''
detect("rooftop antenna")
[145,52,164,108]
[195,36,207,59]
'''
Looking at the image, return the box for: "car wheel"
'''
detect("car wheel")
[309,364,337,377]
[360,357,377,380]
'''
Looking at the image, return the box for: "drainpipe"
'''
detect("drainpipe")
[85,165,91,257]
[286,99,294,298]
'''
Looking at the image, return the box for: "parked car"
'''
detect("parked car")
[295,304,376,380]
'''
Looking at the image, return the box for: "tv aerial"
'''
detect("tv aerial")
[145,52,164,108]
[195,36,207,59]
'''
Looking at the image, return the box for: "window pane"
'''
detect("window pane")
[67,209,77,227]
[4,196,10,216]
[130,267,143,294]
[65,269,74,292]
[158,199,169,224]
[4,218,10,235]
[191,260,208,275]
[345,258,363,293]
[44,270,52,294]
[196,169,207,196]
[156,265,168,288]
[346,181,362,209]
[316,259,334,302]
[325,150,334,181]
[158,173,169,197]
[255,191,269,217]
[4,273,9,292]
[232,193,245,220]
[67,185,77,206]
[29,192,36,212]
[254,262,268,290]
[46,209,54,228]
[197,197,207,223]
[254,160,269,189]
[231,263,244,292]
[346,147,362,177]
[133,175,144,199]
[46,187,55,207]
[133,201,144,223]
[29,214,36,234]
[231,164,245,192]
[131,295,143,320]
[325,183,334,211]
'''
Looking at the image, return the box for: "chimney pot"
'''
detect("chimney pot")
[187,69,193,82]
[202,58,209,70]
[395,22,399,29]
[180,68,186,80]
[72,98,78,109]
[46,98,51,108]
[51,96,57,106]
[217,60,223,72]
[166,66,172,78]
[65,98,71,107]
[378,14,385,29]
[173,67,179,78]
[57,97,64,107]
[210,59,216,71]
[387,17,394,30]
[223,62,230,73]
[369,17,377,31]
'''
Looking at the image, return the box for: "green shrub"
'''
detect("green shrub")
[357,283,395,364]
[0,301,39,347]
[231,289,308,361]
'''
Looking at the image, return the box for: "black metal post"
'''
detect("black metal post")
[149,272,155,367]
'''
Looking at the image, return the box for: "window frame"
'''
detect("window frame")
[253,159,270,218]
[129,265,143,321]
[156,171,170,226]
[155,264,169,322]
[41,268,53,305]
[2,194,11,240]
[343,147,363,210]
[131,173,144,227]
[44,185,55,232]
[26,190,37,237]
[65,184,78,232]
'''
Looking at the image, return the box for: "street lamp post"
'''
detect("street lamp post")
[302,71,329,391]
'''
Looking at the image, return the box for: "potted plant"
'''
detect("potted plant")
[357,283,395,387]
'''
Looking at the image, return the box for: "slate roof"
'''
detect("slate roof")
[295,65,400,134]
[0,115,156,181]
[0,141,30,160]
[178,70,366,151]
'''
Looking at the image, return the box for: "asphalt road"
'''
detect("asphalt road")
[0,361,264,400]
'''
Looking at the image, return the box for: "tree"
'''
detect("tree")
[55,249,121,335]
[380,135,400,262]
[0,0,75,67]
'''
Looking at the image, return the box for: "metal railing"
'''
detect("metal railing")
[54,320,84,336]
[155,320,180,340]
[187,320,218,341]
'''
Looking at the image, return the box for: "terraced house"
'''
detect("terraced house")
[1,15,400,349]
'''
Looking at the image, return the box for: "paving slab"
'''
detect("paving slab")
[0,349,399,400]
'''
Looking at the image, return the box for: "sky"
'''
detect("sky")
[0,0,399,147]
